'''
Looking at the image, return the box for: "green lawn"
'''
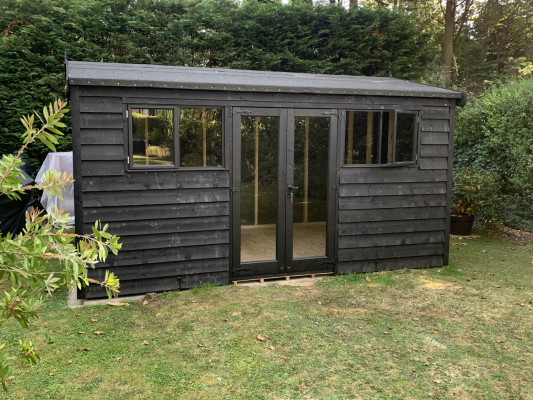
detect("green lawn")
[1,230,532,399]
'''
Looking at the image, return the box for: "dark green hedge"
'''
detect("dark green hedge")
[0,0,434,173]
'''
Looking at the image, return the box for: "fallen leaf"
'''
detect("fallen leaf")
[155,312,162,317]
[501,345,509,350]
[492,284,501,288]
[49,372,54,376]
[197,344,204,347]
[528,304,533,310]
[480,295,487,299]
[108,302,129,306]
[75,313,81,316]
[257,335,266,342]
[142,300,149,305]
[433,379,441,384]
[412,317,420,321]
[67,360,72,365]
[79,348,91,352]
[269,346,275,350]
[383,331,390,335]
[388,326,393,330]
[424,362,432,366]
[191,300,198,303]
[223,318,228,322]
[365,276,371,283]
[514,336,524,340]
[189,379,195,384]
[142,340,149,345]
[232,312,242,316]
[77,331,86,335]
[93,331,104,335]
[90,318,98,322]
[497,339,505,343]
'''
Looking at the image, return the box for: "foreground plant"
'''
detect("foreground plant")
[0,99,121,389]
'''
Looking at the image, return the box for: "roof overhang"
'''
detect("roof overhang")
[66,61,464,100]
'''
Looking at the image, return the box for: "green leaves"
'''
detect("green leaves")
[455,78,533,229]
[0,99,121,389]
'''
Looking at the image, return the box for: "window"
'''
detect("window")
[129,106,223,169]
[179,108,223,167]
[344,110,417,165]
[132,108,174,166]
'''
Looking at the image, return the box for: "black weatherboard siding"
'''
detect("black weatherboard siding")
[67,61,463,299]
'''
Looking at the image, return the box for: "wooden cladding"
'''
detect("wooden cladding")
[72,83,454,298]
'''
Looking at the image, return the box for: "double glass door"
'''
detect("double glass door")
[232,108,337,278]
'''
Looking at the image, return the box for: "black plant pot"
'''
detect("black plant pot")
[450,214,474,235]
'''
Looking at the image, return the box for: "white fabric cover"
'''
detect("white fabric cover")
[36,152,75,224]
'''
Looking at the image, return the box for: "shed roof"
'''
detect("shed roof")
[66,61,462,99]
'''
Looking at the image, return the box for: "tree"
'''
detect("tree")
[440,0,475,87]
[0,99,121,389]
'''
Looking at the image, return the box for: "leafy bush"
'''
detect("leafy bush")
[451,167,501,221]
[454,79,533,230]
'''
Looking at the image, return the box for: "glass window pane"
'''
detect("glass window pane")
[240,116,279,263]
[396,113,416,162]
[345,111,380,164]
[179,108,223,167]
[293,117,328,259]
[132,108,174,166]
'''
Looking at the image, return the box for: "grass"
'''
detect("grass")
[1,230,532,399]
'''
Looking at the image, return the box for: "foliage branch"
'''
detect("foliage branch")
[0,99,121,390]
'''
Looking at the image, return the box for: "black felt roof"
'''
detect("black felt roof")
[66,61,462,99]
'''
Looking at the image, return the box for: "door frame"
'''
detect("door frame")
[230,107,338,279]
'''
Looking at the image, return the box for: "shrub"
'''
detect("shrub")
[454,79,533,230]
[451,167,501,222]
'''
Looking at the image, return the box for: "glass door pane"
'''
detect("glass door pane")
[292,117,329,259]
[240,116,279,263]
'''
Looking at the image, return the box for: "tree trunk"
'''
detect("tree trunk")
[441,0,456,87]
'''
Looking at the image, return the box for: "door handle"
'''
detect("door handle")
[288,184,299,191]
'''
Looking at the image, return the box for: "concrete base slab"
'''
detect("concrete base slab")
[66,287,144,308]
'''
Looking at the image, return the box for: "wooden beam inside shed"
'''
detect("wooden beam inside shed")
[346,111,354,164]
[387,112,394,163]
[202,108,207,167]
[144,110,149,165]
[366,111,373,164]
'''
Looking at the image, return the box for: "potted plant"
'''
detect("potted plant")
[451,167,500,235]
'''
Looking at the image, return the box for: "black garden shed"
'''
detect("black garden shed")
[66,61,465,299]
